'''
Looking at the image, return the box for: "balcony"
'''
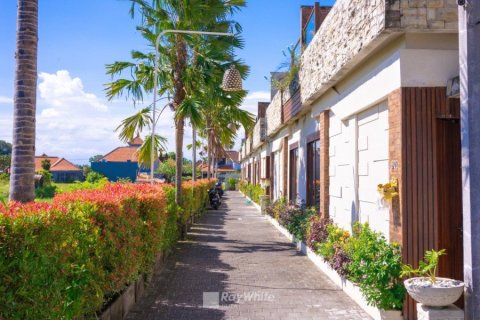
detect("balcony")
[299,0,458,106]
[252,118,266,149]
[245,136,252,157]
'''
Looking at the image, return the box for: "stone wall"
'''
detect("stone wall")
[266,92,283,137]
[393,0,459,30]
[300,0,458,106]
[245,136,252,157]
[252,118,266,149]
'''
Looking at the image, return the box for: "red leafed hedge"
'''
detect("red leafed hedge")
[0,180,214,319]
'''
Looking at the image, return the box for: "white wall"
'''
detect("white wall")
[329,114,358,232]
[328,102,390,237]
[357,102,390,240]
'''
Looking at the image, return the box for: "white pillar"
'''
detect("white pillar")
[459,2,480,319]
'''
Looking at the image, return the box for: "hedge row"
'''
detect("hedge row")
[0,180,214,319]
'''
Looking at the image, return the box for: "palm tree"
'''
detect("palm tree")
[9,0,38,202]
[106,0,246,204]
[115,106,168,167]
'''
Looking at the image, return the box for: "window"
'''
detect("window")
[289,147,299,202]
[303,12,316,47]
[307,139,321,211]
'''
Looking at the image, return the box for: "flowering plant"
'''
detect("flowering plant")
[377,178,399,200]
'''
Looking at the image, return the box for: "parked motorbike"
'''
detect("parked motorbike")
[215,182,224,198]
[209,188,221,210]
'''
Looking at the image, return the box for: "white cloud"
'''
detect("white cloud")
[32,70,192,163]
[38,70,108,111]
[0,72,271,164]
[240,90,271,116]
[233,90,271,150]
[0,96,13,104]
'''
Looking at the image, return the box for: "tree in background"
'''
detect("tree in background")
[89,154,103,163]
[0,140,12,156]
[0,156,11,173]
[106,0,247,205]
[9,0,38,202]
[41,159,51,171]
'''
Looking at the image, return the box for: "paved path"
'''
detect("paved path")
[126,191,370,320]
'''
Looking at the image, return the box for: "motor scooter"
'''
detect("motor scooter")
[209,188,221,210]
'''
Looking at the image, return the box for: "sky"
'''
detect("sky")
[0,0,335,164]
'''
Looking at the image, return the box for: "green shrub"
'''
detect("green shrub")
[345,223,405,310]
[35,185,57,199]
[0,180,213,319]
[156,159,176,182]
[306,215,332,250]
[239,181,265,204]
[317,224,350,262]
[227,177,238,190]
[85,171,105,184]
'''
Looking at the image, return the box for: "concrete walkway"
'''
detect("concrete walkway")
[126,191,370,320]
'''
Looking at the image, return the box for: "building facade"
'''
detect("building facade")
[240,1,461,318]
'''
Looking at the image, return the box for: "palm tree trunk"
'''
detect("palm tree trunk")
[175,116,184,203]
[192,125,196,182]
[207,131,211,179]
[206,118,212,179]
[9,0,38,203]
[173,36,187,205]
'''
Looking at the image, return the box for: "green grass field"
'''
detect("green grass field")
[0,181,77,200]
[0,180,8,198]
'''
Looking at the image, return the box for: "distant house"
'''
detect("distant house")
[200,150,240,180]
[91,136,154,182]
[35,154,83,183]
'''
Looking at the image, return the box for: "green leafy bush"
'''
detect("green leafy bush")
[227,177,239,190]
[239,181,264,204]
[85,171,105,184]
[0,180,213,319]
[317,224,350,262]
[156,159,176,182]
[306,215,332,250]
[345,223,405,310]
[278,205,314,242]
[35,185,57,199]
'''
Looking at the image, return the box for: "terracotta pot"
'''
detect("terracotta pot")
[404,277,464,307]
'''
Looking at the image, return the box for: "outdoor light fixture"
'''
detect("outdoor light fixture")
[222,65,243,91]
[151,29,240,184]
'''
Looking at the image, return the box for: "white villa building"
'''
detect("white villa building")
[240,1,461,318]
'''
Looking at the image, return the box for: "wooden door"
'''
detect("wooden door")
[401,89,464,319]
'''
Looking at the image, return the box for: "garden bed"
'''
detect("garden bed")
[245,195,404,320]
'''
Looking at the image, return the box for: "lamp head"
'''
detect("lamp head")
[222,65,243,91]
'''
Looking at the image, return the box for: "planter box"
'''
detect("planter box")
[100,250,167,319]
[248,202,403,320]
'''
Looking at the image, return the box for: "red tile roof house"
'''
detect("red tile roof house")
[199,150,241,181]
[91,137,158,182]
[35,155,83,183]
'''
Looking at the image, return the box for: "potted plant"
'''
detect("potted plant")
[401,249,464,307]
[377,178,399,201]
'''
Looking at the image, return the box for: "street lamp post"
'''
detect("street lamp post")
[150,29,243,184]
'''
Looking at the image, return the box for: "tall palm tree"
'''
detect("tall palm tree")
[9,0,38,202]
[106,0,246,204]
